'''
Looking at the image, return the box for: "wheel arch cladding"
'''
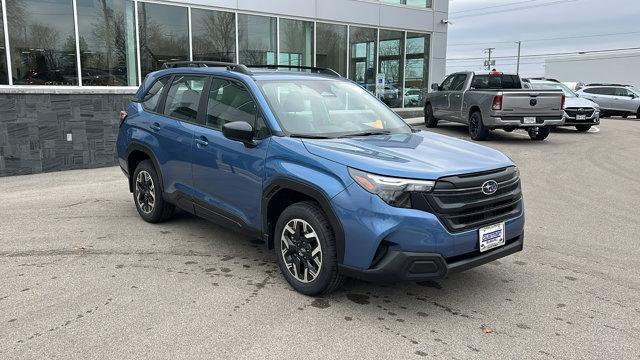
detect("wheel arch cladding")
[262,178,346,263]
[126,143,164,193]
[469,105,481,118]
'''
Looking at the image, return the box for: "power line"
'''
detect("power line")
[450,0,579,19]
[448,31,640,47]
[446,54,640,69]
[447,46,640,61]
[450,0,544,14]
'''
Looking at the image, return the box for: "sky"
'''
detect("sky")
[445,0,640,77]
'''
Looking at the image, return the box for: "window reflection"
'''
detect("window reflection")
[7,0,78,85]
[138,2,189,79]
[279,18,313,67]
[405,32,430,107]
[349,26,377,94]
[379,30,404,108]
[238,14,276,66]
[77,0,137,86]
[316,22,347,76]
[192,8,236,63]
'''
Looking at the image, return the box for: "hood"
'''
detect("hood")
[302,131,513,180]
[567,96,599,109]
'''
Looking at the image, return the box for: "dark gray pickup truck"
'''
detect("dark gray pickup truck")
[424,71,565,141]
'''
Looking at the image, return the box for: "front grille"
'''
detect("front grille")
[411,167,523,233]
[565,107,595,118]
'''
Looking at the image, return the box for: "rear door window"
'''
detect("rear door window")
[141,77,170,112]
[163,75,206,122]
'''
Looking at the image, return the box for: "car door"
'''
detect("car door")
[612,87,638,112]
[581,88,611,110]
[191,77,270,233]
[431,74,456,118]
[445,74,468,120]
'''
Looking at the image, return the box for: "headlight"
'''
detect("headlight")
[348,168,435,208]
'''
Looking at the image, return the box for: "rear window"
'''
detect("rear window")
[470,75,522,90]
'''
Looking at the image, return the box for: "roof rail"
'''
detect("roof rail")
[161,61,252,75]
[528,77,560,83]
[586,83,631,87]
[247,64,341,77]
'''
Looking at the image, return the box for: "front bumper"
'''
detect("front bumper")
[339,232,524,282]
[562,114,600,126]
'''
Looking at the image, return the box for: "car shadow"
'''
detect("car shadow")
[423,122,552,144]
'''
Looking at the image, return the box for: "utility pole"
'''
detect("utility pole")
[484,48,495,70]
[516,41,522,75]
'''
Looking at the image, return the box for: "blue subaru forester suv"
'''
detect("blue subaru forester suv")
[116,62,525,295]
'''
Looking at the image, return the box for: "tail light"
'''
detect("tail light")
[561,95,566,110]
[119,111,128,127]
[492,95,503,110]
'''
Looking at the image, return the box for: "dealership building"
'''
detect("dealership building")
[0,0,449,176]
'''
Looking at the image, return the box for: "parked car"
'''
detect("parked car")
[524,78,600,132]
[424,70,565,141]
[576,84,640,119]
[404,88,422,107]
[116,62,525,295]
[562,81,585,91]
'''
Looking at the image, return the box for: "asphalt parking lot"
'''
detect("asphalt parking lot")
[1,118,639,359]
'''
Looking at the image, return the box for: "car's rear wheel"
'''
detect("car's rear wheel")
[622,114,628,119]
[575,125,591,132]
[274,202,345,295]
[424,103,438,128]
[527,127,551,140]
[132,160,174,223]
[468,111,489,141]
[636,107,640,119]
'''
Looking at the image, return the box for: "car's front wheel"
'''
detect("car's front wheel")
[274,202,345,295]
[527,126,551,140]
[132,160,174,223]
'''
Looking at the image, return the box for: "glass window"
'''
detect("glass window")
[279,18,313,67]
[439,74,455,91]
[6,0,78,85]
[349,26,377,94]
[0,1,7,84]
[316,22,347,77]
[138,2,189,79]
[378,30,404,108]
[238,14,276,66]
[205,78,269,139]
[77,0,137,86]
[142,76,169,111]
[470,74,521,89]
[450,74,467,91]
[258,79,411,137]
[406,0,432,8]
[405,32,430,104]
[192,8,235,63]
[164,75,205,122]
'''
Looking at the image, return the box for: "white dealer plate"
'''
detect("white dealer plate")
[576,114,586,120]
[523,117,536,124]
[479,223,506,253]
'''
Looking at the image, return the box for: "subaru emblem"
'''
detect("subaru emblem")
[481,180,499,195]
[530,98,537,106]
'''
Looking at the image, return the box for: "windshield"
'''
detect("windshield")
[530,81,577,98]
[258,79,411,138]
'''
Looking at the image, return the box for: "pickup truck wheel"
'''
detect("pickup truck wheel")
[132,160,174,223]
[274,202,345,295]
[468,111,489,141]
[575,125,591,132]
[424,104,438,128]
[527,127,551,140]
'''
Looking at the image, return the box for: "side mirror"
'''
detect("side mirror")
[431,83,440,91]
[222,121,256,147]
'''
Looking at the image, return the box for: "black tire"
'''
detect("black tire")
[575,125,591,132]
[424,103,438,128]
[468,111,489,141]
[527,127,551,141]
[132,160,174,223]
[636,108,640,119]
[622,114,628,119]
[274,201,345,296]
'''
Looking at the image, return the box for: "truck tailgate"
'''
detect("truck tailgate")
[502,90,563,115]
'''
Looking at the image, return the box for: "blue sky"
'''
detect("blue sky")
[446,0,640,76]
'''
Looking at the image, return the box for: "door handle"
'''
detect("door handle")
[150,122,161,131]
[195,136,209,147]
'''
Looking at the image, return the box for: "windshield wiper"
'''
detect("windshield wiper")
[340,130,393,137]
[289,133,335,139]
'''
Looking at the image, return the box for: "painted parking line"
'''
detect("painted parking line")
[589,126,600,133]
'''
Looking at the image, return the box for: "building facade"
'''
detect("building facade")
[0,0,449,176]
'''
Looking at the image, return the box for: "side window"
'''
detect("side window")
[163,75,206,122]
[614,88,631,97]
[206,78,270,139]
[142,77,169,111]
[440,75,456,91]
[600,87,616,96]
[450,74,467,91]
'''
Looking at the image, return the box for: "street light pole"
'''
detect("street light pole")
[516,41,522,75]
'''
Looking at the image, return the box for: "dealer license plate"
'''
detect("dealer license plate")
[479,223,506,253]
[523,117,536,124]
[576,114,586,120]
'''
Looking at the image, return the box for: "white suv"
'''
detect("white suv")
[576,85,640,119]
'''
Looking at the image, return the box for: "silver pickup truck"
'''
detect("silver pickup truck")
[424,71,565,141]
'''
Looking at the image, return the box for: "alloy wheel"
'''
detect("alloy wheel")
[135,170,155,214]
[280,219,322,283]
